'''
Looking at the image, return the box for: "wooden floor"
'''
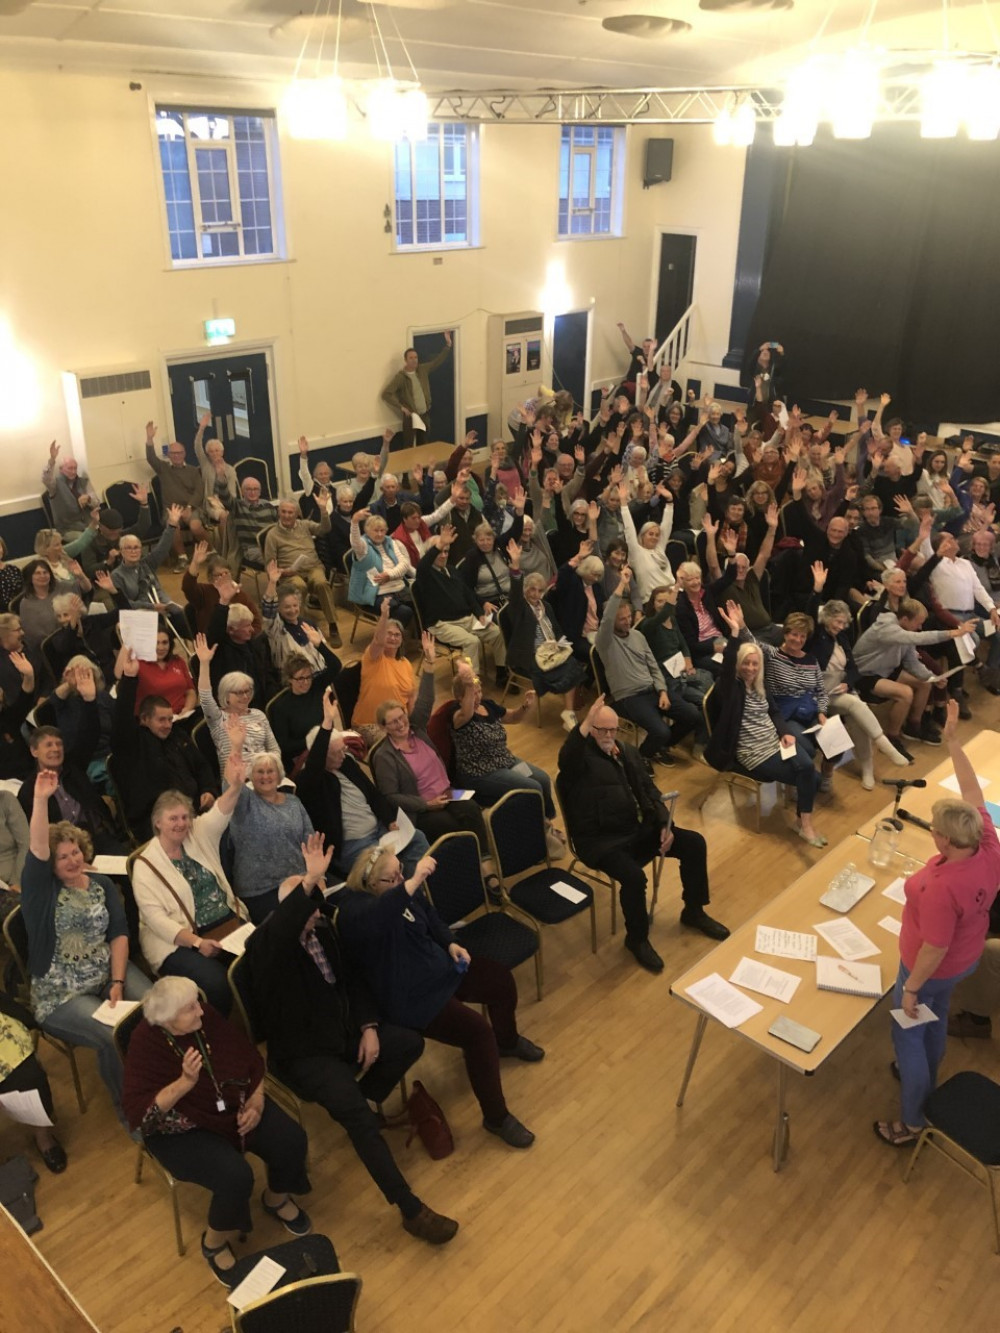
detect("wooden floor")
[9,601,1000,1332]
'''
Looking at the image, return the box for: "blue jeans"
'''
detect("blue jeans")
[617,689,672,758]
[335,824,430,879]
[458,761,555,820]
[41,963,148,1122]
[738,743,819,814]
[892,959,978,1126]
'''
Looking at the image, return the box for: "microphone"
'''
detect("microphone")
[880,778,927,789]
[898,808,933,831]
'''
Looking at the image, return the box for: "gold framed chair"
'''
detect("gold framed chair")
[233,1272,362,1333]
[697,683,767,833]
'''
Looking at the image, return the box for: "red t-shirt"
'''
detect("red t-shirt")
[899,808,1000,978]
[135,656,195,715]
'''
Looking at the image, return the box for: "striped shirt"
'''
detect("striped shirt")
[758,643,828,714]
[737,690,781,770]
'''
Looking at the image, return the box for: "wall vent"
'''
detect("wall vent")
[79,369,153,399]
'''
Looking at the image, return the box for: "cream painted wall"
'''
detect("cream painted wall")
[0,67,745,521]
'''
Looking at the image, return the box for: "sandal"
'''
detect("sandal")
[873,1120,921,1148]
[795,825,828,848]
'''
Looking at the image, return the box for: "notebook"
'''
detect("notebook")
[815,955,882,999]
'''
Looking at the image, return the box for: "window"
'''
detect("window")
[395,124,478,250]
[558,125,625,238]
[155,107,284,264]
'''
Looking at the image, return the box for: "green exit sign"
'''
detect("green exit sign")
[204,318,236,345]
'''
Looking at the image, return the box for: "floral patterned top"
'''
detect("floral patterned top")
[30,882,111,1023]
[170,852,232,930]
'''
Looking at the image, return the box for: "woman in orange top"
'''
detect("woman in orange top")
[353,601,432,738]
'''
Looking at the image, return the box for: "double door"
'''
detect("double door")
[167,351,277,494]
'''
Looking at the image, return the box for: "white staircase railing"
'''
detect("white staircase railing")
[650,302,696,379]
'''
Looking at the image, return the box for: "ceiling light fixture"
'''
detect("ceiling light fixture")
[281,0,349,141]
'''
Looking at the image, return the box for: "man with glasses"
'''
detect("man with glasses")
[558,695,729,973]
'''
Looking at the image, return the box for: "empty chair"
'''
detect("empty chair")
[234,1273,362,1333]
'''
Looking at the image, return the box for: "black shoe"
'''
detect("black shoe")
[495,666,511,688]
[651,749,676,767]
[919,720,944,745]
[402,1204,460,1245]
[38,1137,67,1174]
[498,1035,546,1062]
[201,1232,237,1288]
[958,702,972,720]
[680,909,730,941]
[261,1191,312,1236]
[901,721,923,742]
[484,1113,535,1149]
[886,735,915,764]
[625,936,664,973]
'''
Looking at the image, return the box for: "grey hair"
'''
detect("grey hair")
[52,593,77,616]
[228,603,254,626]
[677,561,702,582]
[143,975,196,1027]
[523,572,548,593]
[305,725,343,752]
[34,529,60,554]
[629,447,648,464]
[336,485,355,504]
[218,670,254,708]
[818,599,850,626]
[364,514,388,536]
[474,522,494,540]
[250,750,286,782]
[279,494,300,507]
[380,472,398,486]
[577,556,604,580]
[65,653,105,692]
[881,567,906,588]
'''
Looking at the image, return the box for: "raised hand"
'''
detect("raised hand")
[702,513,718,537]
[420,631,437,664]
[75,665,97,702]
[301,831,333,881]
[766,502,780,529]
[438,523,456,548]
[720,529,738,557]
[321,686,339,728]
[301,619,323,646]
[811,560,828,590]
[48,440,59,462]
[35,768,59,801]
[224,749,247,789]
[506,538,522,566]
[166,503,184,527]
[587,500,601,523]
[146,421,157,442]
[9,651,33,680]
[719,600,745,635]
[194,633,217,664]
[880,392,891,407]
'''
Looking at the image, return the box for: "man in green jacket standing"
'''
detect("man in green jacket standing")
[381,331,452,447]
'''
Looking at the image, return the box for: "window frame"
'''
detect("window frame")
[153,104,287,269]
[392,122,481,254]
[557,124,627,242]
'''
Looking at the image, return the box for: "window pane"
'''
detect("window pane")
[193,379,212,420]
[559,124,621,237]
[158,138,196,260]
[396,123,471,248]
[195,146,234,225]
[189,114,230,141]
[230,376,250,438]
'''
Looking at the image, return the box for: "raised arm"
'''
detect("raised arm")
[752,503,780,579]
[943,697,986,805]
[29,769,58,861]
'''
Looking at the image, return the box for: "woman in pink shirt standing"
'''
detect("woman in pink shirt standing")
[875,698,1000,1146]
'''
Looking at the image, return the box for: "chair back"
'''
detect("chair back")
[8,591,23,617]
[486,788,548,879]
[227,953,264,1044]
[264,687,288,721]
[554,773,584,861]
[111,1001,146,1065]
[191,718,221,783]
[333,661,361,727]
[757,567,772,615]
[106,752,143,847]
[589,644,612,700]
[235,456,274,500]
[497,603,514,650]
[102,481,146,533]
[702,682,719,737]
[234,1272,362,1333]
[665,539,688,575]
[38,631,61,688]
[424,831,487,925]
[427,700,459,780]
[255,524,277,567]
[40,491,55,527]
[3,905,30,985]
[410,580,430,636]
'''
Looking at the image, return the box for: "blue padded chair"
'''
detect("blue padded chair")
[424,831,542,1000]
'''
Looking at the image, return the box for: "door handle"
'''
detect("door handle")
[226,414,235,439]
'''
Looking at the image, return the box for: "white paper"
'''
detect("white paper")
[940,772,990,795]
[984,619,997,638]
[662,651,686,679]
[813,919,881,961]
[91,855,129,876]
[91,998,142,1027]
[550,879,588,904]
[816,714,853,760]
[755,925,818,961]
[729,956,802,1004]
[451,789,475,801]
[227,1256,286,1311]
[379,808,416,855]
[685,972,763,1029]
[878,915,902,937]
[711,652,724,665]
[0,1088,54,1127]
[955,632,978,664]
[890,1004,939,1029]
[929,665,965,684]
[882,877,907,905]
[410,412,427,432]
[779,741,797,761]
[119,609,159,662]
[220,921,256,956]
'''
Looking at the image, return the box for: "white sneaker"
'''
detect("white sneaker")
[561,709,578,732]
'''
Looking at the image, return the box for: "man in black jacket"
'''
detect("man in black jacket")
[110,654,219,841]
[205,592,275,704]
[243,855,457,1245]
[558,695,728,972]
[413,529,506,678]
[18,720,126,855]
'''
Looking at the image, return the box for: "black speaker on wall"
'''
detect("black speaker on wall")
[643,138,674,189]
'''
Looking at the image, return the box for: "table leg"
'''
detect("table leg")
[676,1013,708,1108]
[772,1062,790,1172]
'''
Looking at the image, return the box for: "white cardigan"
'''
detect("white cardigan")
[131,802,242,972]
[621,503,675,601]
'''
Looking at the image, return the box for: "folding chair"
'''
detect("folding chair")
[342,553,381,644]
[233,1273,362,1333]
[496,605,541,723]
[697,683,767,832]
[234,456,274,500]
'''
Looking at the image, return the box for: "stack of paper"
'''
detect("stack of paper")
[755,926,817,961]
[813,919,880,961]
[685,973,763,1029]
[729,957,801,1004]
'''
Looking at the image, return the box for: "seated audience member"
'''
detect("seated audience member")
[339,847,542,1151]
[134,625,196,716]
[558,695,728,973]
[856,494,902,572]
[122,975,311,1287]
[0,537,24,613]
[552,496,596,568]
[370,470,420,535]
[112,654,219,841]
[708,603,826,848]
[348,510,414,627]
[267,648,341,770]
[0,614,29,705]
[596,568,684,765]
[192,411,237,500]
[77,495,152,580]
[414,529,507,682]
[22,769,147,1123]
[391,495,453,569]
[207,587,275,705]
[41,440,98,533]
[19,559,88,654]
[47,577,127,683]
[263,497,340,646]
[603,539,642,610]
[244,841,456,1244]
[111,503,190,640]
[450,671,565,858]
[370,670,499,892]
[810,595,909,789]
[313,481,369,573]
[550,544,605,661]
[922,528,1000,676]
[783,463,848,544]
[298,688,430,877]
[145,423,208,563]
[214,472,279,573]
[260,561,329,676]
[703,505,783,643]
[675,561,727,676]
[431,480,480,566]
[460,516,523,612]
[182,543,261,637]
[298,434,373,518]
[636,585,711,754]
[516,513,558,585]
[195,635,279,767]
[619,486,676,601]
[353,601,422,735]
[131,749,249,1013]
[34,526,99,594]
[852,599,975,757]
[751,611,829,756]
[18,717,124,855]
[229,753,314,923]
[0,989,67,1172]
[0,650,38,780]
[0,788,29,916]
[36,657,113,786]
[505,545,586,731]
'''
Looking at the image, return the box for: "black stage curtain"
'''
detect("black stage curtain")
[745,125,1000,424]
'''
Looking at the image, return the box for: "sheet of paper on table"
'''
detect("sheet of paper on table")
[91,998,141,1027]
[729,956,802,1004]
[755,925,818,961]
[227,1256,286,1311]
[685,973,763,1029]
[813,918,880,961]
[890,1004,938,1028]
[882,877,907,905]
[878,915,902,937]
[940,772,990,795]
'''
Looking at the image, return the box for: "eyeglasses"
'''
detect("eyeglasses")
[230,687,253,696]
[591,725,618,736]
[289,674,313,684]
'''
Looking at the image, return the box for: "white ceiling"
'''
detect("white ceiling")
[0,0,995,93]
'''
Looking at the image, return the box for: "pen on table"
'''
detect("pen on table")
[837,962,862,984]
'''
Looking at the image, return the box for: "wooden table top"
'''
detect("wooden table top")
[337,440,454,476]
